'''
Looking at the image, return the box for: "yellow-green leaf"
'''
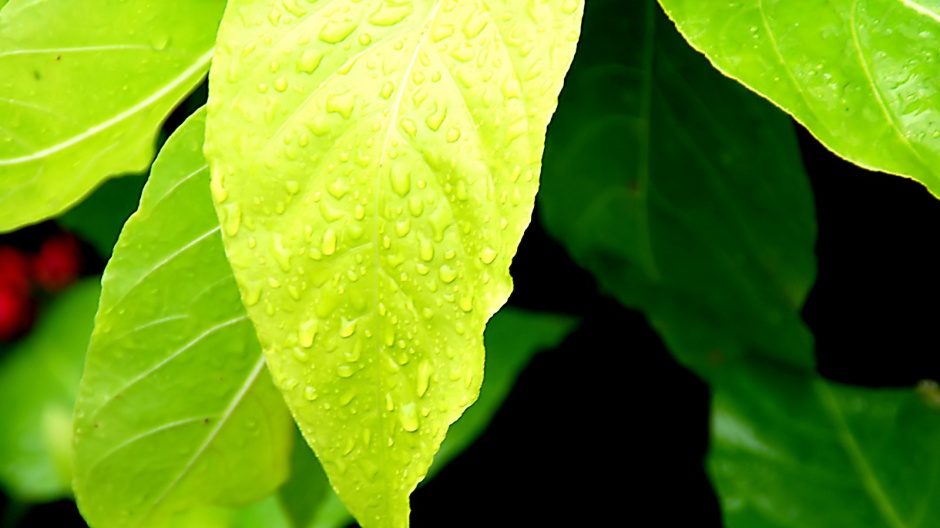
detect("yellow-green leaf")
[657,0,940,195]
[73,110,293,528]
[0,0,225,232]
[204,1,583,527]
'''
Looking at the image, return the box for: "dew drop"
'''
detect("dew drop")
[399,403,419,432]
[400,117,417,137]
[395,219,411,237]
[299,319,318,348]
[380,80,395,99]
[479,247,498,264]
[417,360,431,397]
[340,319,357,338]
[418,233,434,261]
[438,265,457,283]
[297,49,324,73]
[337,364,355,378]
[446,127,461,142]
[319,17,358,44]
[304,385,319,401]
[273,76,288,92]
[459,296,472,312]
[222,203,241,236]
[408,196,424,216]
[390,164,411,197]
[425,103,447,131]
[321,228,337,256]
[272,234,293,272]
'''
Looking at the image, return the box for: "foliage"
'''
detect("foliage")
[1,0,940,527]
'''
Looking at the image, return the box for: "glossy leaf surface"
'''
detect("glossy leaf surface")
[0,279,99,500]
[73,110,293,528]
[277,307,578,528]
[205,1,583,526]
[540,0,816,374]
[0,0,225,231]
[657,0,940,195]
[711,363,940,528]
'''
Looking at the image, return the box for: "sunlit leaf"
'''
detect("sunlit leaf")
[0,279,99,501]
[711,362,940,527]
[73,109,293,528]
[276,308,578,528]
[0,0,225,231]
[657,0,940,196]
[540,0,816,374]
[204,1,583,526]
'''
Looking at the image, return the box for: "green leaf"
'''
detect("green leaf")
[710,363,940,528]
[657,0,940,196]
[540,0,816,373]
[0,279,100,501]
[276,307,578,528]
[73,109,293,528]
[0,0,226,232]
[204,2,583,527]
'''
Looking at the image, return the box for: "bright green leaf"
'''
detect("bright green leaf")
[657,0,940,196]
[73,109,293,528]
[0,0,226,232]
[540,0,816,374]
[711,363,940,528]
[168,496,293,528]
[0,279,99,501]
[204,2,583,527]
[277,307,578,528]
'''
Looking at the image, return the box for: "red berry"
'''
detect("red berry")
[0,246,31,296]
[32,232,82,292]
[0,286,35,342]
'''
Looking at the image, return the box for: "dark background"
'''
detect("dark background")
[5,111,940,527]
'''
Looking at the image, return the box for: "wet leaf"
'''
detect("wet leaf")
[73,109,293,528]
[658,0,940,196]
[711,363,940,528]
[276,308,578,528]
[540,0,816,374]
[204,2,583,527]
[0,279,99,500]
[0,0,225,231]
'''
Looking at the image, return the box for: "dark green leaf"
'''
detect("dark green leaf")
[540,0,816,374]
[711,363,940,528]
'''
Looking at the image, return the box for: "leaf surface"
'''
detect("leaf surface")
[711,363,940,528]
[0,0,225,231]
[204,2,583,526]
[276,307,578,528]
[540,0,816,373]
[657,0,940,195]
[0,279,99,500]
[73,110,293,528]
